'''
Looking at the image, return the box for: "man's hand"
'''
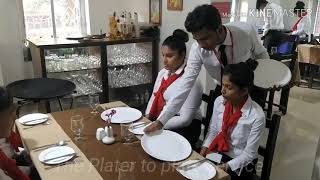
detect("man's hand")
[217,163,230,172]
[143,120,163,133]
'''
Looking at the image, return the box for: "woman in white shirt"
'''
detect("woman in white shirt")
[200,60,265,179]
[291,1,311,38]
[145,29,203,146]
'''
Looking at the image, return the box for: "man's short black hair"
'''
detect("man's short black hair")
[185,4,222,33]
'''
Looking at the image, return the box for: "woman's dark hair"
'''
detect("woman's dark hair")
[294,1,305,14]
[162,29,189,57]
[185,4,222,33]
[256,0,268,10]
[223,59,258,89]
[0,87,12,112]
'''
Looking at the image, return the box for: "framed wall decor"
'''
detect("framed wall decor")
[149,0,162,25]
[167,0,183,11]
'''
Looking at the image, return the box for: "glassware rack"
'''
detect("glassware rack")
[28,37,159,111]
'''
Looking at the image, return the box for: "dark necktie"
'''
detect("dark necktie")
[219,45,228,82]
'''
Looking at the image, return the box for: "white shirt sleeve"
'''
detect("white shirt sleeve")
[249,25,269,59]
[227,115,265,172]
[292,16,311,36]
[157,43,203,125]
[263,8,271,36]
[202,96,224,148]
[164,79,203,129]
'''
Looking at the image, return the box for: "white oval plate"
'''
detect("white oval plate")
[129,122,151,135]
[100,107,142,124]
[254,59,292,89]
[18,113,49,126]
[141,130,192,162]
[177,160,216,180]
[39,146,75,165]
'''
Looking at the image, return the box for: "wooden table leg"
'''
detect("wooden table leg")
[308,65,316,88]
[267,90,275,119]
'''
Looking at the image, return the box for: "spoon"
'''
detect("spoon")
[33,140,68,151]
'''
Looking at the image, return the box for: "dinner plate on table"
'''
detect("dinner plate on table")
[141,130,192,162]
[100,107,142,124]
[177,160,216,180]
[18,113,49,126]
[39,146,76,165]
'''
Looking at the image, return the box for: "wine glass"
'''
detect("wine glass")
[89,94,100,114]
[71,115,84,141]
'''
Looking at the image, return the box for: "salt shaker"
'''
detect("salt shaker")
[96,128,107,141]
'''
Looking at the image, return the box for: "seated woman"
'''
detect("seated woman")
[200,60,265,179]
[0,87,33,180]
[291,1,311,39]
[145,29,203,146]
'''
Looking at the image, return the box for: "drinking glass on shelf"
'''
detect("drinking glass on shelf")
[71,115,84,141]
[89,94,100,114]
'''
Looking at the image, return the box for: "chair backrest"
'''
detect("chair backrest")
[201,85,221,138]
[258,114,281,180]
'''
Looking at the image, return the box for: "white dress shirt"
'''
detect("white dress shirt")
[262,2,285,36]
[203,96,265,172]
[145,64,203,129]
[292,15,311,37]
[157,22,269,125]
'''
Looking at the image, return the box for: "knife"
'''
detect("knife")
[43,153,76,163]
[176,159,207,170]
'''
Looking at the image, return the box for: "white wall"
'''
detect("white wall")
[0,0,33,85]
[87,0,149,35]
[160,0,212,93]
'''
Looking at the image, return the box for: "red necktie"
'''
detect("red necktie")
[207,98,247,153]
[149,71,184,120]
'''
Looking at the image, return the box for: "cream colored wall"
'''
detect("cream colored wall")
[0,0,33,85]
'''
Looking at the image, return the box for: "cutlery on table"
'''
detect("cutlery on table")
[43,152,77,163]
[32,140,69,151]
[22,118,48,124]
[176,159,207,170]
[130,122,149,130]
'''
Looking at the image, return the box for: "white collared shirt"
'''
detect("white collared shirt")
[157,22,269,125]
[203,96,265,172]
[262,2,285,36]
[292,15,311,37]
[145,64,203,129]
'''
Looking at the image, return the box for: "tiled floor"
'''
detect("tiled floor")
[270,86,320,180]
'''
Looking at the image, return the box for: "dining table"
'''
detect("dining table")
[15,101,231,180]
[297,44,320,88]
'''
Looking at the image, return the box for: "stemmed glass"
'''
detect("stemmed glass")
[89,94,100,114]
[71,115,84,141]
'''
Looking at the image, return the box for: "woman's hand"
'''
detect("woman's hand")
[143,120,163,133]
[200,147,208,157]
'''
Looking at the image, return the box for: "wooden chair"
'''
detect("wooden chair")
[194,86,221,151]
[249,114,281,180]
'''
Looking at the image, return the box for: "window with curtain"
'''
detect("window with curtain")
[22,0,86,39]
[314,0,320,35]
